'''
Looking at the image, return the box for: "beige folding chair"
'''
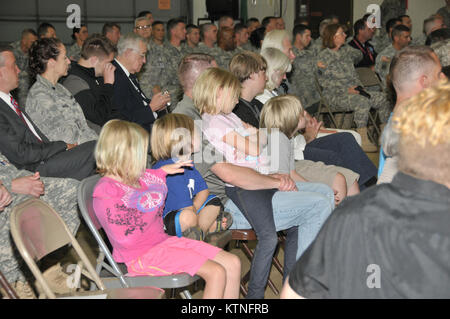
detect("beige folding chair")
[9,198,165,299]
[355,67,383,142]
[314,74,352,129]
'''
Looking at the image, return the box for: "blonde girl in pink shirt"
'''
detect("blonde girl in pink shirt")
[92,119,241,299]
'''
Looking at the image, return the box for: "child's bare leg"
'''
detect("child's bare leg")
[347,180,360,196]
[198,205,220,234]
[211,250,241,299]
[179,208,198,232]
[332,173,347,205]
[196,259,226,299]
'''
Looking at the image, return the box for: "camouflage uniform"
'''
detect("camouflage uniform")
[25,75,98,144]
[138,40,184,106]
[436,5,450,28]
[67,42,82,62]
[240,42,258,53]
[10,41,32,109]
[372,31,391,54]
[214,47,241,70]
[375,43,398,87]
[309,37,323,55]
[380,0,407,27]
[0,152,80,283]
[431,39,450,67]
[412,33,427,46]
[138,40,165,99]
[317,47,391,128]
[290,47,321,108]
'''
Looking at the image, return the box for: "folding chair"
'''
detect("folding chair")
[314,74,352,129]
[355,67,384,142]
[0,269,19,299]
[9,198,164,299]
[77,175,200,299]
[231,229,285,297]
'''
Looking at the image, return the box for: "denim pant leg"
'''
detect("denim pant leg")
[272,182,335,260]
[225,186,278,299]
[225,197,299,282]
[305,132,378,186]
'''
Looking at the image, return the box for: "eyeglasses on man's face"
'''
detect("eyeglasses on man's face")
[136,25,152,30]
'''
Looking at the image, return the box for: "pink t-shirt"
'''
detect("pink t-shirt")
[202,112,261,170]
[93,169,171,263]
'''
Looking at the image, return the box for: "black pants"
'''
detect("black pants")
[37,140,97,181]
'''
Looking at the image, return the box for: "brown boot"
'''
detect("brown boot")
[356,127,378,152]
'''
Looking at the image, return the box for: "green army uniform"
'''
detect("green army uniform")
[0,153,80,283]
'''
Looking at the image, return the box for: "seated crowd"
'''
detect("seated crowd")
[0,5,449,299]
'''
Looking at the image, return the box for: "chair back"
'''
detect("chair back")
[356,67,382,87]
[77,175,129,288]
[10,198,105,298]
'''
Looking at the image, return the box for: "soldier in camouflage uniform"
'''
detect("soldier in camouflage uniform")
[0,152,80,284]
[181,24,200,55]
[138,38,165,99]
[432,39,450,67]
[375,25,411,88]
[26,38,98,145]
[380,0,407,28]
[317,24,392,152]
[10,30,38,109]
[215,27,240,69]
[67,25,89,62]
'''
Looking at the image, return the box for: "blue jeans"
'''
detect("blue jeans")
[304,132,378,189]
[225,182,334,298]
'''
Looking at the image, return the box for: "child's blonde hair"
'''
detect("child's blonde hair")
[151,113,195,162]
[193,67,241,115]
[95,119,149,185]
[260,95,304,138]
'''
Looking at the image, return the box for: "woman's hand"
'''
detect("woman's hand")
[161,160,193,175]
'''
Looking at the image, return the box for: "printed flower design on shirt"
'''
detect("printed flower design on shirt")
[106,205,148,236]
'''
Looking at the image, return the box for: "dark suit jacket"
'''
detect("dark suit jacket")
[0,99,66,172]
[111,59,156,132]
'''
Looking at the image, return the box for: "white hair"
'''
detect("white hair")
[261,29,292,52]
[117,32,145,56]
[261,47,292,90]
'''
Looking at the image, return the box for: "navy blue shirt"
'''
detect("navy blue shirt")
[153,158,208,217]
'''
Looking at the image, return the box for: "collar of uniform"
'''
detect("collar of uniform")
[36,74,57,90]
[391,172,450,203]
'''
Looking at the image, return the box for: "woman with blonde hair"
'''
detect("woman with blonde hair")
[93,119,241,299]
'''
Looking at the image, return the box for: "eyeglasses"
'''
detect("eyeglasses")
[135,25,151,30]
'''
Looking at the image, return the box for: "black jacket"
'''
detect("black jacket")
[62,62,122,126]
[111,60,156,132]
[0,99,66,171]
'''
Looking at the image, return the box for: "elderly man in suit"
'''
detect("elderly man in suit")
[112,33,170,133]
[0,45,96,180]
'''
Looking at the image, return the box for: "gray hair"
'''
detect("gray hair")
[117,32,145,56]
[134,16,150,27]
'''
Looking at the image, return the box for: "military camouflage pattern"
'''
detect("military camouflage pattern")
[309,37,324,55]
[431,39,450,67]
[67,42,82,62]
[25,75,98,144]
[290,48,321,108]
[138,40,184,106]
[380,0,406,27]
[10,41,32,108]
[317,47,391,127]
[0,152,80,283]
[372,31,391,54]
[214,47,242,70]
[240,42,258,53]
[375,43,398,87]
